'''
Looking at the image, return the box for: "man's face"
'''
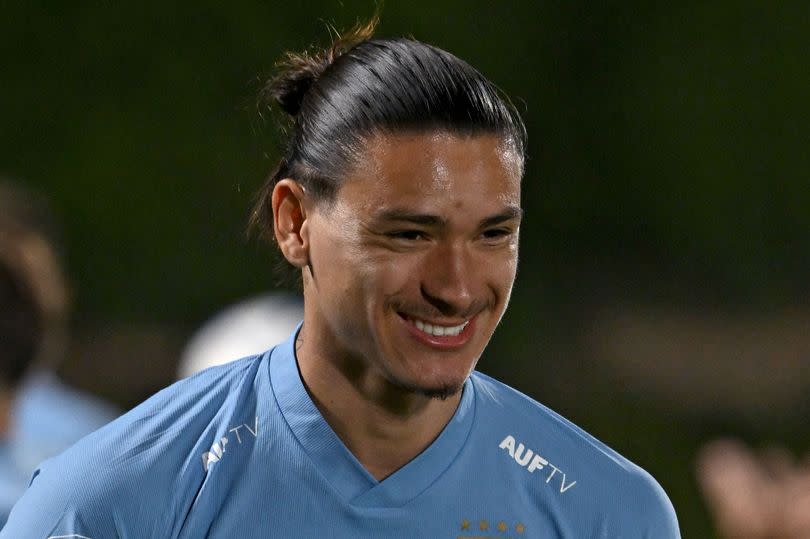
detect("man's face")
[303,130,522,398]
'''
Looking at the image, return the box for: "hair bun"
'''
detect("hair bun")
[261,18,378,117]
[264,53,329,117]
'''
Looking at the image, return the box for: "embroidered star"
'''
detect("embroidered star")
[498,521,508,532]
[461,519,470,530]
[479,520,489,531]
[516,523,526,534]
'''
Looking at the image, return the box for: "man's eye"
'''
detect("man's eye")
[481,228,512,240]
[387,230,425,241]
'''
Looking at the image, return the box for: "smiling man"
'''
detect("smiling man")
[284,131,522,481]
[2,22,680,538]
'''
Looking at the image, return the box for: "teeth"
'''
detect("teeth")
[412,318,469,337]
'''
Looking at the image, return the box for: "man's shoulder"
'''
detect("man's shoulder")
[1,352,272,536]
[69,351,268,470]
[469,371,680,536]
[471,370,640,473]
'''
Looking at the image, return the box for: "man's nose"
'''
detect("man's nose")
[420,243,476,316]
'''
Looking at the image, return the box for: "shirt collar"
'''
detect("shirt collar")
[270,324,476,508]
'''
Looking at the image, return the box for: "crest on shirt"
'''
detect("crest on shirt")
[456,518,526,538]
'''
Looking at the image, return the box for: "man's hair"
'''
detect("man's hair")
[250,19,526,242]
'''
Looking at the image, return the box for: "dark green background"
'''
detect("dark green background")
[3,2,808,536]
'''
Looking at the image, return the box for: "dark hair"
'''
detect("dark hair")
[250,20,526,242]
[0,262,41,386]
[0,180,70,384]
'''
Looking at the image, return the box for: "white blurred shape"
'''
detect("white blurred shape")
[178,293,304,379]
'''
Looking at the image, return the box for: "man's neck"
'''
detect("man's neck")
[295,329,462,481]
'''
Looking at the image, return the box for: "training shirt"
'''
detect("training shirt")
[2,328,680,538]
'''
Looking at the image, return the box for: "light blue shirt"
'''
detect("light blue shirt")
[2,328,679,537]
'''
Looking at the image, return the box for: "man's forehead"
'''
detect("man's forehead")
[339,130,522,206]
[359,130,522,176]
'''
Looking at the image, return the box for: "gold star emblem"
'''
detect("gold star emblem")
[498,521,508,532]
[516,523,526,534]
[461,519,470,530]
[479,520,489,531]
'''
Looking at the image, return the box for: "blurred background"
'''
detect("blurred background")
[1,2,808,536]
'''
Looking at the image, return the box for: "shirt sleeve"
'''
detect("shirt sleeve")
[1,461,123,539]
[625,470,682,539]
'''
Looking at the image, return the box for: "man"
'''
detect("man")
[3,24,680,537]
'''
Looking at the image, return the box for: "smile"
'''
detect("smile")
[412,318,469,337]
[398,313,476,349]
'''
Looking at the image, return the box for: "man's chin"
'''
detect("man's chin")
[418,384,464,401]
[394,378,465,401]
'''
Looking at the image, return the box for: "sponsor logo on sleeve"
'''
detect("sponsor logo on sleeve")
[498,434,577,493]
[201,416,259,471]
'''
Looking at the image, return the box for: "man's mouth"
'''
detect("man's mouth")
[411,318,469,337]
[397,313,476,347]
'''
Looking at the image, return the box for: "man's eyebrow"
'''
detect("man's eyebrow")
[479,206,523,228]
[371,206,523,227]
[372,209,447,226]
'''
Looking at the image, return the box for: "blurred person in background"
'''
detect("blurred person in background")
[697,439,810,539]
[178,293,303,379]
[0,179,118,524]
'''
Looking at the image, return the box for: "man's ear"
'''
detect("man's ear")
[272,179,310,268]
